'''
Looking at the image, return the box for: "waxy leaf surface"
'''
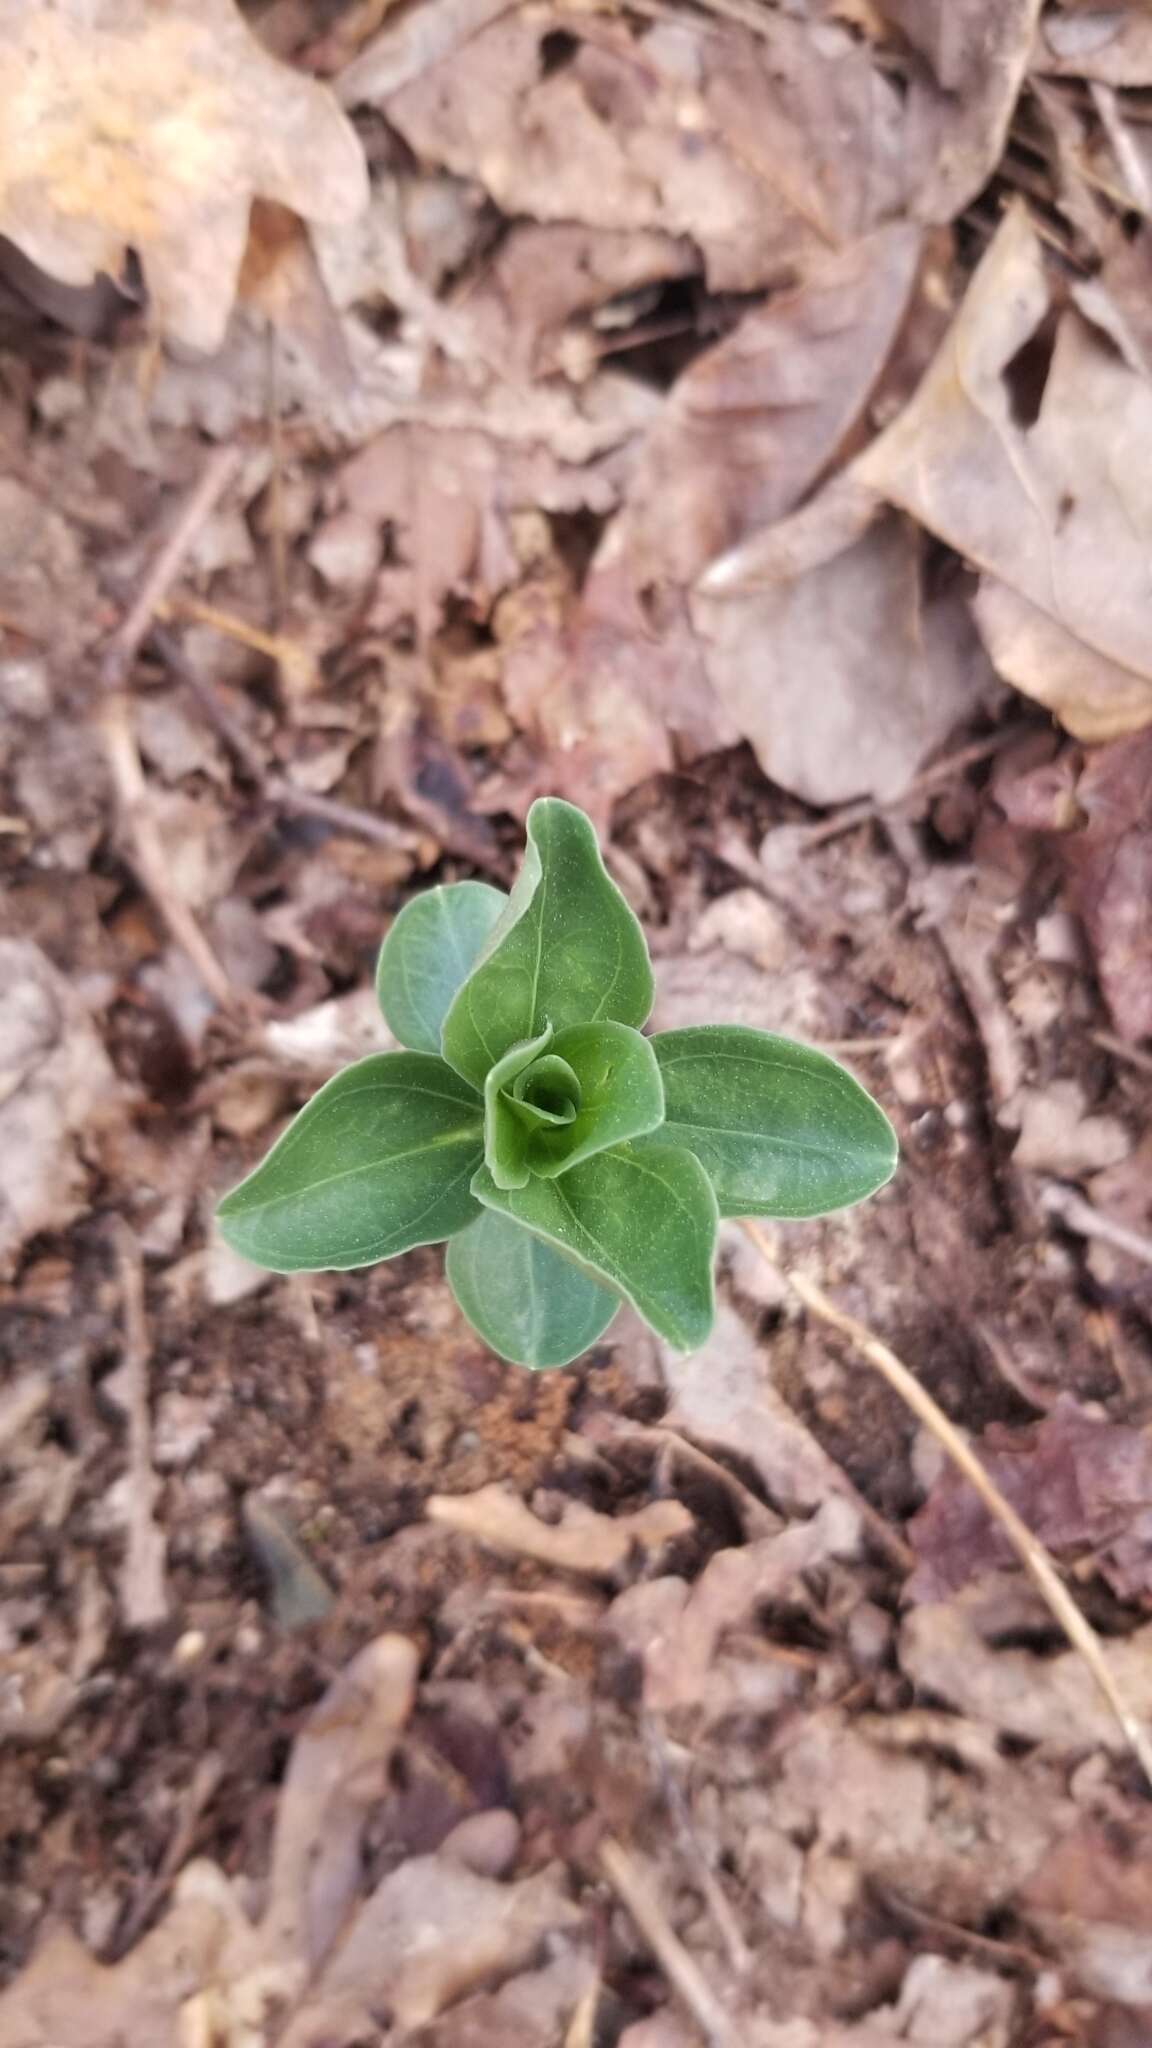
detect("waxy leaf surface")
[472,1139,717,1351]
[447,1208,619,1368]
[376,880,507,1054]
[441,798,654,1089]
[653,1026,897,1217]
[217,1053,483,1271]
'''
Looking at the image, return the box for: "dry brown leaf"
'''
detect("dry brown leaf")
[622,225,924,590]
[881,0,1043,221]
[1033,7,1152,86]
[425,1483,693,1578]
[283,1858,582,2040]
[263,1633,420,1965]
[1022,1818,1152,2007]
[1061,730,1152,1044]
[0,0,367,351]
[608,1497,860,1716]
[693,477,995,805]
[660,1303,857,1516]
[901,1598,1152,1754]
[858,204,1152,742]
[381,10,908,296]
[0,941,122,1271]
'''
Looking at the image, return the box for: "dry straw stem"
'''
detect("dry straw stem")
[598,1836,743,2048]
[741,1220,1152,1792]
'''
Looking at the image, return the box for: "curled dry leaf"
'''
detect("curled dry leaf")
[0,0,367,351]
[425,1482,692,1578]
[858,204,1152,742]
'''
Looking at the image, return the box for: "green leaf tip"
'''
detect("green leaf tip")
[215,800,897,1373]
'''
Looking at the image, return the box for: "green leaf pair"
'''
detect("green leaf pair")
[217,800,897,1368]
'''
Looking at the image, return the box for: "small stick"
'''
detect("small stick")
[100,692,236,1011]
[101,446,242,688]
[598,1836,742,2048]
[1040,1181,1152,1270]
[797,731,1022,853]
[741,1221,1152,1792]
[1092,1030,1152,1081]
[641,1714,752,1977]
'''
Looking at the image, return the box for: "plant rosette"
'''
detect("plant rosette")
[217,800,897,1367]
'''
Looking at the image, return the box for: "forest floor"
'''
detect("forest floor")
[2,2,1152,2044]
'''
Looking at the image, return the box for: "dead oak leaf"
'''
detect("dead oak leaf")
[857,203,1152,742]
[0,0,367,352]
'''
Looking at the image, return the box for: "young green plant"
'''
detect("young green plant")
[217,800,897,1367]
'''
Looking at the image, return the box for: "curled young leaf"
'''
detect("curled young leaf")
[652,1026,897,1217]
[446,1208,619,1368]
[376,880,507,1054]
[521,1022,664,1178]
[472,1139,717,1351]
[216,1053,483,1271]
[483,1024,555,1192]
[441,798,654,1089]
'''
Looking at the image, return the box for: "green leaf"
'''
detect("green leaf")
[441,797,654,1089]
[652,1026,898,1218]
[522,1022,665,1178]
[483,1025,554,1192]
[472,1140,717,1351]
[216,1053,484,1272]
[376,881,507,1054]
[447,1208,619,1368]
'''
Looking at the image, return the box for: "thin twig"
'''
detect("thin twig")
[101,446,243,688]
[598,1836,742,2048]
[641,1715,752,1977]
[1040,1182,1152,1270]
[100,692,237,1011]
[1092,1030,1152,1081]
[741,1221,1152,1792]
[798,731,1021,852]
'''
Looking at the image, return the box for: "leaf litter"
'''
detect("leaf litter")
[4,0,1152,2040]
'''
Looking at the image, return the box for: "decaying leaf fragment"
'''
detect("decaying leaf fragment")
[858,204,1152,742]
[0,0,368,350]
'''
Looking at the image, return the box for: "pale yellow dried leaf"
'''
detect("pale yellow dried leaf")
[0,0,367,350]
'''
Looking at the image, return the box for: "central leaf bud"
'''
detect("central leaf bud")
[511,1054,582,1127]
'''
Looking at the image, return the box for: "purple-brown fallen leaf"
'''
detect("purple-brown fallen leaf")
[0,0,368,352]
[908,1396,1152,1605]
[858,205,1152,743]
